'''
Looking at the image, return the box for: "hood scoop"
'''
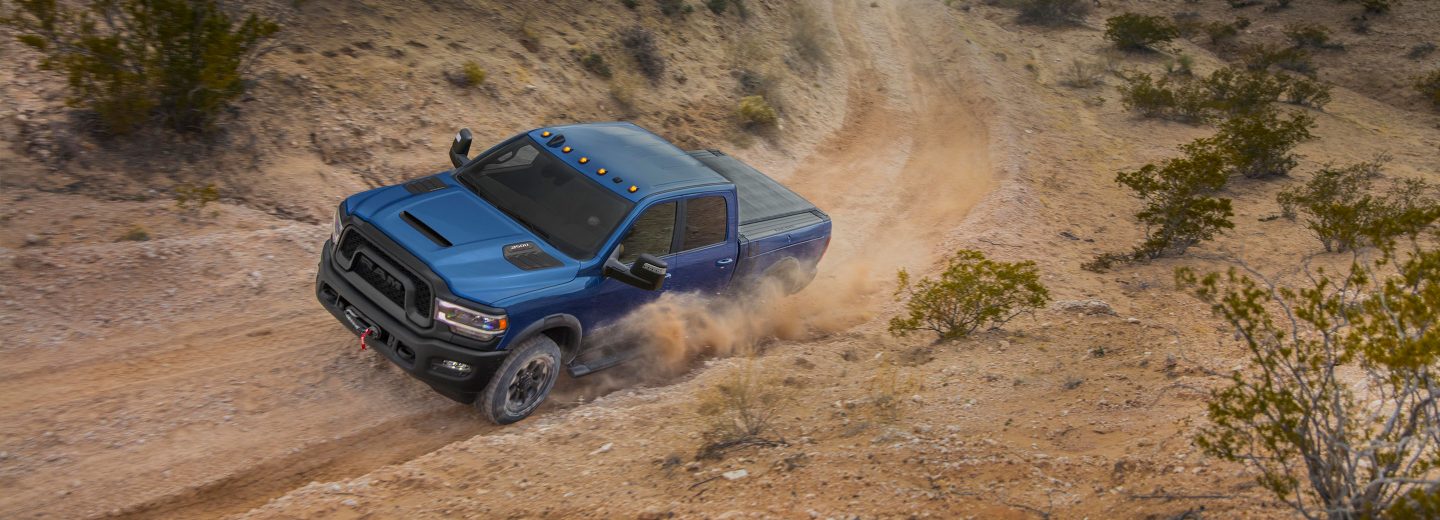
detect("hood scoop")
[400,211,452,247]
[403,176,448,194]
[502,241,563,271]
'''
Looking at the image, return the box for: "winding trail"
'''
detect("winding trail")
[0,1,999,518]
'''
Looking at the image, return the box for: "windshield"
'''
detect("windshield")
[456,137,633,259]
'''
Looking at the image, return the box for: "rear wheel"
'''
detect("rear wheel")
[475,335,561,424]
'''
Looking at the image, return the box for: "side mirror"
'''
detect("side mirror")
[449,128,473,168]
[604,253,668,291]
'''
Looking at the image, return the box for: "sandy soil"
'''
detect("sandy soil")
[1,0,1437,518]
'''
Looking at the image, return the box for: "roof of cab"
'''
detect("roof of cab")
[527,122,728,201]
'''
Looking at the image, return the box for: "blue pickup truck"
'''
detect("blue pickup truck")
[315,122,831,423]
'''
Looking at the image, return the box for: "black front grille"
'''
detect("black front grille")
[336,229,433,318]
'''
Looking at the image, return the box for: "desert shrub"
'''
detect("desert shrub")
[618,26,665,82]
[1203,17,1250,47]
[621,0,639,7]
[696,361,788,459]
[1359,0,1394,14]
[1164,54,1195,77]
[1176,241,1440,519]
[462,61,486,85]
[1226,0,1262,7]
[1285,23,1343,50]
[578,52,611,78]
[1416,70,1440,109]
[866,360,919,423]
[704,0,744,15]
[174,182,219,210]
[736,95,778,126]
[1061,59,1104,88]
[2,0,278,135]
[1014,0,1090,26]
[1263,0,1293,11]
[1278,160,1439,252]
[1203,67,1286,115]
[1118,72,1210,123]
[1407,42,1437,60]
[656,0,692,16]
[788,2,828,65]
[1207,107,1314,179]
[117,224,150,242]
[1241,43,1314,75]
[1104,13,1179,51]
[888,249,1050,340]
[1114,143,1234,261]
[1275,73,1332,109]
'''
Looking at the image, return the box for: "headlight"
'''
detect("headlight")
[331,205,344,244]
[436,299,508,341]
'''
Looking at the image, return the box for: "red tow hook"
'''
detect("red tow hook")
[359,327,375,351]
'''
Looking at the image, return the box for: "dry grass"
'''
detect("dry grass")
[695,360,791,460]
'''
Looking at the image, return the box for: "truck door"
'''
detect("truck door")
[665,195,738,296]
[586,200,678,327]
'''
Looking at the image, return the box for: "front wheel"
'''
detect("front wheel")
[475,335,561,424]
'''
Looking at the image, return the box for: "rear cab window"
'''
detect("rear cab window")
[681,196,727,251]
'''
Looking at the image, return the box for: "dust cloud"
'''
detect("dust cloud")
[551,259,884,403]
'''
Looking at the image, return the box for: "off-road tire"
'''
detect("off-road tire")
[475,335,562,424]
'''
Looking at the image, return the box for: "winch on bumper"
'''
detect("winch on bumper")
[314,221,509,404]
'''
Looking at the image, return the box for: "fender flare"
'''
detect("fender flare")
[509,314,583,361]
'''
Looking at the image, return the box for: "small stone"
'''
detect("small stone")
[342,499,359,507]
[589,442,613,455]
[722,469,748,480]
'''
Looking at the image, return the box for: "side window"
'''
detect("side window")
[681,196,727,251]
[617,202,676,264]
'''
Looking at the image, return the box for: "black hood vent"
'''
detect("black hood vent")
[403,176,448,194]
[400,211,452,247]
[502,241,563,271]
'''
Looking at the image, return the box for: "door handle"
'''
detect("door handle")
[716,258,734,267]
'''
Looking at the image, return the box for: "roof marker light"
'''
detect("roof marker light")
[628,185,638,193]
[578,157,589,164]
[561,146,572,153]
[597,168,607,175]
[541,131,552,138]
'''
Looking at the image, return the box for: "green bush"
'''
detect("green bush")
[736,95,778,126]
[889,250,1050,340]
[657,0,692,16]
[462,61,486,86]
[3,0,278,135]
[1285,23,1342,50]
[1241,43,1314,75]
[1206,107,1314,179]
[117,224,150,242]
[1359,0,1394,14]
[1014,0,1091,26]
[579,52,611,78]
[1416,69,1440,109]
[1117,72,1211,123]
[1277,159,1439,252]
[619,26,665,82]
[1114,143,1234,261]
[1104,13,1179,51]
[1203,17,1249,46]
[1177,241,1440,518]
[1202,67,1286,115]
[1276,73,1332,109]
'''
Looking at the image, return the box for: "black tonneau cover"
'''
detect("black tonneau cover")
[687,150,819,225]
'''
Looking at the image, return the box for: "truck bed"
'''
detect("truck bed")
[688,150,831,280]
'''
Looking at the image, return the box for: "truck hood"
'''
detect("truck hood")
[347,174,579,306]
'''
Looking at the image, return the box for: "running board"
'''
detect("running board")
[567,348,640,377]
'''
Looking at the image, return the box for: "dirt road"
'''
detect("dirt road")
[0,1,999,518]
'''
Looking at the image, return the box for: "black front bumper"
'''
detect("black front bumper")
[316,242,508,404]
